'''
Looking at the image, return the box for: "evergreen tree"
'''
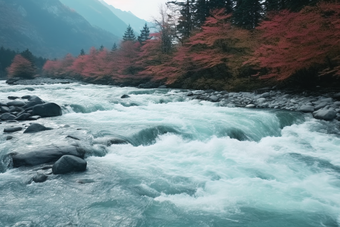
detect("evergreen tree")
[80,49,85,56]
[0,46,17,74]
[99,45,104,51]
[264,0,320,12]
[20,49,35,65]
[111,43,118,52]
[233,0,263,29]
[177,0,194,40]
[123,25,136,41]
[138,23,151,45]
[194,0,209,27]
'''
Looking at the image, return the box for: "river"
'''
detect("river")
[0,81,339,226]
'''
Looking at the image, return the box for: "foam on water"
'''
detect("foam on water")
[0,81,339,226]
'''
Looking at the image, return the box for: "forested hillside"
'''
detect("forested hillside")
[35,0,340,90]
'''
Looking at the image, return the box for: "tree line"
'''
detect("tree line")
[0,47,46,79]
[8,0,340,90]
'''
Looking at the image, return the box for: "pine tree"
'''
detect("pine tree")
[123,25,136,41]
[111,43,118,52]
[178,0,194,40]
[194,0,209,27]
[138,23,151,45]
[233,0,263,29]
[80,49,85,56]
[20,49,35,65]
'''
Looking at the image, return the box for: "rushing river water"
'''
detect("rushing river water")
[0,81,340,227]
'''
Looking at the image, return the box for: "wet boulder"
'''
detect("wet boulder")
[11,145,85,167]
[52,155,87,174]
[4,126,23,133]
[313,108,337,121]
[23,96,44,109]
[8,96,19,100]
[121,94,130,99]
[32,173,48,183]
[0,106,10,113]
[0,113,16,121]
[23,123,52,133]
[15,113,31,121]
[31,103,62,117]
[299,105,314,113]
[7,100,25,107]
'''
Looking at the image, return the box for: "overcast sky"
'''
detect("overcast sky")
[102,0,168,21]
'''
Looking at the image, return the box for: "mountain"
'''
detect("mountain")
[59,0,128,37]
[0,0,119,58]
[98,0,152,33]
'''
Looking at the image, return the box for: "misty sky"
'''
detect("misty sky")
[102,0,168,21]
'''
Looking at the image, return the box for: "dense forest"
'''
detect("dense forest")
[0,47,46,79]
[7,0,340,91]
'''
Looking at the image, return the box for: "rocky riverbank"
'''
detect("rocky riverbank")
[186,89,340,121]
[4,77,340,121]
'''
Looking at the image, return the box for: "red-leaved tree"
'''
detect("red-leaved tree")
[7,54,35,79]
[248,2,340,80]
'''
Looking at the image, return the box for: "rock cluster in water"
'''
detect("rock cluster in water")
[0,94,91,183]
[186,89,340,121]
[0,95,62,122]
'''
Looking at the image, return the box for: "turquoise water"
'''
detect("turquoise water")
[0,82,339,226]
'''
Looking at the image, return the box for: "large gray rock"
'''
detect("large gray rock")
[4,126,23,133]
[31,103,62,117]
[15,113,31,121]
[209,95,219,102]
[7,100,25,107]
[313,108,337,121]
[52,155,87,174]
[299,105,314,113]
[23,123,52,133]
[0,106,10,113]
[314,102,329,110]
[23,96,44,109]
[0,113,16,121]
[11,145,85,167]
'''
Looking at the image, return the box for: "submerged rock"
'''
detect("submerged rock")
[121,94,130,99]
[32,173,48,183]
[52,155,87,174]
[23,123,53,133]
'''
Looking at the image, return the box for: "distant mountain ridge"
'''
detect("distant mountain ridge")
[0,0,119,58]
[59,0,128,37]
[98,0,152,33]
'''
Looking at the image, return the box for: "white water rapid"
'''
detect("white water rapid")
[0,81,340,226]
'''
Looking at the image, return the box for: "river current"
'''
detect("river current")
[0,81,340,227]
